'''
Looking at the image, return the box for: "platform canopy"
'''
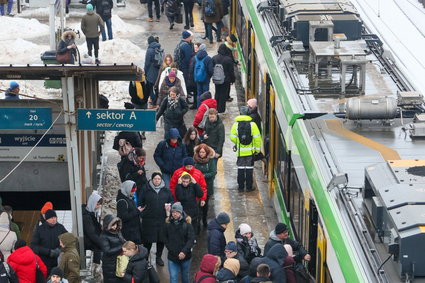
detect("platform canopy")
[0,64,143,81]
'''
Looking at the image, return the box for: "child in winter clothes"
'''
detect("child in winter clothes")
[58,233,80,283]
[47,267,69,283]
[235,223,261,263]
[193,254,221,283]
[216,258,240,282]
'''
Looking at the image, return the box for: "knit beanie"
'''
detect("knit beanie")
[200,91,212,102]
[275,223,288,234]
[183,157,195,166]
[50,267,64,278]
[216,212,230,225]
[247,98,257,108]
[198,44,206,51]
[225,241,237,252]
[151,172,162,180]
[168,71,177,78]
[14,239,26,250]
[9,81,19,90]
[239,223,252,235]
[86,3,93,10]
[239,106,249,115]
[171,202,183,214]
[229,34,238,43]
[44,209,57,220]
[182,30,192,39]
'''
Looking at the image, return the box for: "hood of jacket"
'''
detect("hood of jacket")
[86,191,102,213]
[248,257,263,277]
[207,218,225,233]
[200,254,219,274]
[61,30,76,41]
[148,41,161,50]
[268,230,281,242]
[202,98,217,109]
[216,267,236,281]
[193,145,215,164]
[0,212,9,228]
[148,179,166,191]
[59,232,77,250]
[265,243,287,266]
[166,213,192,224]
[196,50,208,60]
[218,43,233,57]
[223,258,240,276]
[131,245,148,262]
[234,115,252,122]
[166,128,182,140]
[103,214,122,232]
[8,246,36,266]
[120,180,136,198]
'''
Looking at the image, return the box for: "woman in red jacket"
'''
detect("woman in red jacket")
[193,254,221,283]
[193,91,217,136]
[7,240,47,283]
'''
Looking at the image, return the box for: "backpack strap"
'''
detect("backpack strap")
[117,199,129,210]
[196,274,214,283]
[2,262,10,279]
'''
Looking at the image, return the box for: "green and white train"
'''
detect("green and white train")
[230,0,425,282]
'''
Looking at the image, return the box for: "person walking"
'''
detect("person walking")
[122,241,149,283]
[174,173,204,235]
[203,108,225,158]
[153,128,187,186]
[7,240,48,283]
[139,172,173,266]
[181,0,194,29]
[230,106,262,192]
[193,91,217,136]
[174,31,194,80]
[82,191,103,264]
[91,0,113,41]
[163,0,180,29]
[30,209,67,274]
[182,126,201,157]
[154,54,174,91]
[3,81,20,100]
[100,215,125,283]
[117,147,147,192]
[116,180,143,245]
[235,223,261,264]
[57,29,77,64]
[212,44,235,113]
[193,254,221,283]
[145,35,163,107]
[157,72,185,106]
[156,63,188,98]
[207,212,230,262]
[156,86,189,138]
[194,144,216,228]
[164,202,195,283]
[146,0,160,22]
[58,233,80,283]
[201,0,224,43]
[191,44,214,106]
[128,73,149,109]
[80,4,104,64]
[0,0,14,16]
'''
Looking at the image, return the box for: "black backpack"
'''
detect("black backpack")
[237,121,252,145]
[153,47,165,68]
[101,0,112,17]
[173,41,184,68]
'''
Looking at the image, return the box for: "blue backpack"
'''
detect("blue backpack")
[204,0,216,17]
[194,56,207,83]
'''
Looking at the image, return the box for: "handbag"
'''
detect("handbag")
[34,257,45,283]
[147,264,160,283]
[116,255,129,278]
[56,50,71,64]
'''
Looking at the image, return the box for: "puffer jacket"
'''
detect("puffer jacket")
[58,233,80,283]
[212,44,236,84]
[0,212,17,261]
[207,219,226,261]
[264,230,307,263]
[189,50,214,84]
[204,115,225,156]
[230,115,262,157]
[164,214,195,262]
[156,97,189,139]
[123,245,148,283]
[154,129,187,174]
[7,246,48,283]
[194,145,217,196]
[144,41,162,83]
[193,98,217,136]
[170,166,207,201]
[116,181,142,244]
[57,30,77,64]
[175,182,204,219]
[80,10,104,38]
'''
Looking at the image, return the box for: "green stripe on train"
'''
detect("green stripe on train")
[243,1,362,282]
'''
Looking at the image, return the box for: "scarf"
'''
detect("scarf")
[167,95,180,110]
[135,80,144,99]
[193,152,210,164]
[165,76,176,87]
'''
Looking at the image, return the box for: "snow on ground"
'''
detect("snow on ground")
[0,39,49,64]
[0,17,49,40]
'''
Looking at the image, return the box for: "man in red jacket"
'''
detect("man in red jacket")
[193,91,217,136]
[170,157,207,204]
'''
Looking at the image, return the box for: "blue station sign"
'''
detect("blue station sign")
[0,107,52,129]
[77,109,156,131]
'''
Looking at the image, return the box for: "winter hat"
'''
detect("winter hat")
[200,91,212,102]
[168,71,177,78]
[171,202,183,214]
[44,209,57,220]
[247,98,257,108]
[50,267,64,278]
[148,36,156,45]
[275,223,288,234]
[151,172,162,180]
[224,258,240,276]
[225,241,237,252]
[182,30,192,39]
[239,223,252,235]
[239,106,249,115]
[229,34,238,43]
[14,239,26,250]
[86,3,93,10]
[183,157,195,166]
[41,201,53,214]
[198,44,207,51]
[9,81,19,90]
[216,212,230,225]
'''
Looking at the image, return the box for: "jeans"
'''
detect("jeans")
[101,18,113,41]
[196,82,210,107]
[168,259,191,283]
[86,37,100,59]
[206,21,223,42]
[148,0,160,18]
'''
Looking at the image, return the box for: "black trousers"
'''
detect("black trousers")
[237,156,254,191]
[200,195,209,226]
[148,0,160,18]
[183,1,194,27]
[215,82,230,113]
[86,37,99,58]
[144,242,165,258]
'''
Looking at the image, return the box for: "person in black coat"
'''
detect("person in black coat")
[129,78,149,109]
[82,191,103,264]
[139,172,173,266]
[57,29,77,64]
[207,212,230,263]
[154,128,187,186]
[181,0,194,29]
[116,180,143,245]
[156,87,189,139]
[90,0,113,40]
[122,241,149,283]
[212,44,236,113]
[113,131,143,152]
[117,148,148,193]
[175,172,204,235]
[261,244,287,283]
[164,202,195,283]
[145,36,162,106]
[30,209,67,275]
[224,241,249,280]
[247,98,262,134]
[100,215,125,283]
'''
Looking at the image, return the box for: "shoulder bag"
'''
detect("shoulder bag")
[56,50,71,64]
[34,257,45,283]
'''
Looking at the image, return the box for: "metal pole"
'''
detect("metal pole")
[49,0,56,50]
[60,0,65,31]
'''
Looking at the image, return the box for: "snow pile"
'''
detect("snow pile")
[0,39,49,64]
[116,0,146,19]
[0,17,49,40]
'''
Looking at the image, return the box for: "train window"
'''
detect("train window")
[276,122,289,210]
[289,170,302,240]
[236,2,245,53]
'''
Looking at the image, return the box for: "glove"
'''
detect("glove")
[49,248,61,258]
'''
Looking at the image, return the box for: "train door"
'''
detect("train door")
[265,74,274,179]
[316,223,333,283]
[230,0,237,35]
[246,21,256,100]
[308,199,319,276]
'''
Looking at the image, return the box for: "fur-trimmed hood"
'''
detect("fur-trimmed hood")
[193,145,216,164]
[166,213,192,224]
[61,30,77,41]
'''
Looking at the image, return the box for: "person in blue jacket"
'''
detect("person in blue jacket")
[4,81,20,100]
[144,36,162,106]
[189,44,214,107]
[207,212,230,263]
[153,128,188,186]
[175,31,194,85]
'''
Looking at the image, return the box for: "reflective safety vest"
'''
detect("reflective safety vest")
[230,115,262,157]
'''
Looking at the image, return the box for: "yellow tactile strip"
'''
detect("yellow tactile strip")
[325,119,401,161]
